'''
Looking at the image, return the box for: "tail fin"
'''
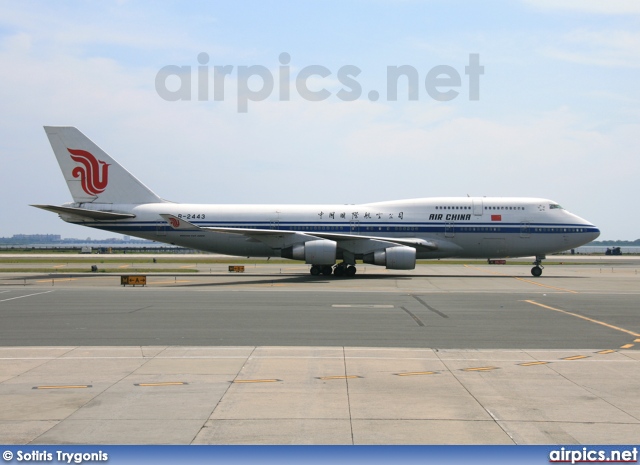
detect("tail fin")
[44,126,163,204]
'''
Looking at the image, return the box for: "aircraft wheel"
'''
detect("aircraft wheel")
[321,265,333,276]
[531,266,542,277]
[310,265,321,276]
[346,265,357,277]
[334,265,345,277]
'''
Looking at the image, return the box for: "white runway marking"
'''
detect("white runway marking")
[0,290,55,302]
[332,304,394,308]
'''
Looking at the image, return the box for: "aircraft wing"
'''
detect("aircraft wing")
[310,232,438,251]
[160,214,438,251]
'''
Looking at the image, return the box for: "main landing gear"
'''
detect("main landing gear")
[333,262,357,277]
[309,263,357,277]
[531,256,545,277]
[310,265,333,276]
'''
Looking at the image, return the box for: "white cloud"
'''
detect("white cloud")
[0,2,230,61]
[541,29,640,68]
[1,28,637,239]
[524,0,640,15]
[1,2,638,241]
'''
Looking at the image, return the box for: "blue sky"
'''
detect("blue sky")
[0,0,638,240]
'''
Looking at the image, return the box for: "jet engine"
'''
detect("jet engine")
[363,246,416,270]
[281,239,337,264]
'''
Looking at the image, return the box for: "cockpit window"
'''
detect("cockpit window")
[549,204,563,209]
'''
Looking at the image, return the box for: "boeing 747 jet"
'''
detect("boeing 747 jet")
[33,127,600,277]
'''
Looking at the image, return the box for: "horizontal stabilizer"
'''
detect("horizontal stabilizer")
[31,204,135,220]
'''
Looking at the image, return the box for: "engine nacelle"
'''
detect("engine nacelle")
[363,246,416,270]
[282,239,337,265]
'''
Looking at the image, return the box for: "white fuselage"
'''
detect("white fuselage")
[60,197,600,260]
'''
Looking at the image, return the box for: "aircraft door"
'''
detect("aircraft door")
[472,198,484,216]
[350,220,360,235]
[270,211,280,230]
[445,223,455,238]
[520,222,531,238]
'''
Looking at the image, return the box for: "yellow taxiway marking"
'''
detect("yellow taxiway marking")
[524,300,640,338]
[597,350,616,354]
[33,385,91,390]
[135,382,187,387]
[53,264,66,268]
[518,361,549,366]
[395,371,438,376]
[36,278,77,283]
[232,379,281,384]
[635,339,640,343]
[562,355,588,361]
[514,278,577,293]
[620,343,635,349]
[318,375,362,380]
[180,265,196,269]
[146,280,192,285]
[118,264,130,268]
[463,366,498,372]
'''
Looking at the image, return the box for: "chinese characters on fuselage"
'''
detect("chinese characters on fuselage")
[318,211,405,220]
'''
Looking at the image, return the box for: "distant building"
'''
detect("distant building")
[10,234,61,243]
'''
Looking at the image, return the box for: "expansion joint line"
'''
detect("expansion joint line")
[547,361,640,424]
[343,346,355,445]
[434,349,517,444]
[190,346,257,444]
[7,344,78,416]
[33,345,163,444]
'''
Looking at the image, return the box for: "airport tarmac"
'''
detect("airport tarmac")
[0,261,639,444]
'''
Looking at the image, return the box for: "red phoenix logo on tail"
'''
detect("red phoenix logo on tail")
[68,148,110,195]
[169,217,180,228]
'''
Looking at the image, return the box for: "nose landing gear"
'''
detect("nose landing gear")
[531,256,545,277]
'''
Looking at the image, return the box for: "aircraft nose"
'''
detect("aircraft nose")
[587,227,600,242]
[571,211,600,243]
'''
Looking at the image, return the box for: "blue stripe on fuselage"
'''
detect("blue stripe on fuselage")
[69,220,599,235]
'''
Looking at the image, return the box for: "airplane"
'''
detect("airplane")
[33,126,600,277]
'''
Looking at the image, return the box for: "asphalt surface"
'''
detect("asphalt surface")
[0,287,639,349]
[0,261,638,444]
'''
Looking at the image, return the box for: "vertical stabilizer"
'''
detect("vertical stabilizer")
[44,126,163,204]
